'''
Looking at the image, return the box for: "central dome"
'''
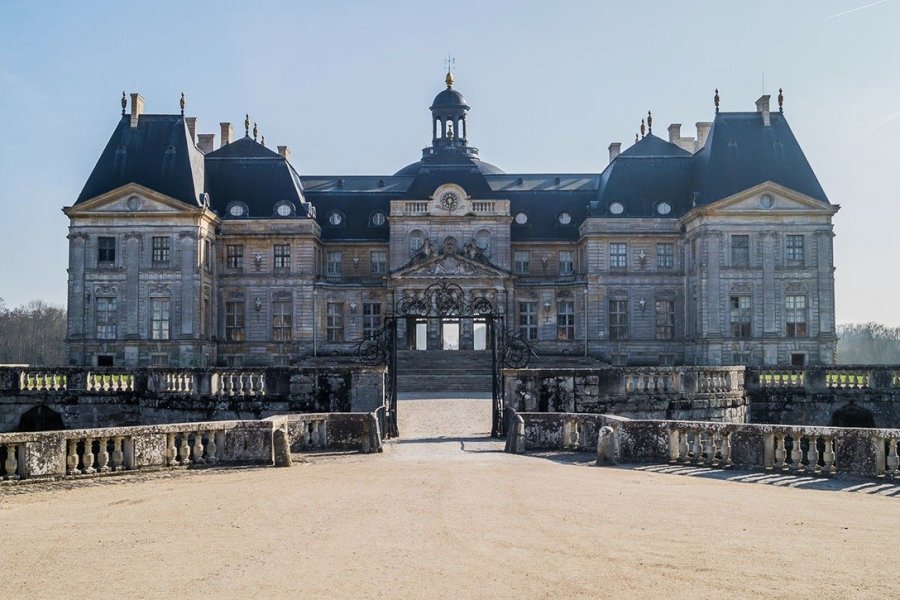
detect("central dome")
[431,87,469,110]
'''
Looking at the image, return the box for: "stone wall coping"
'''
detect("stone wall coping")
[0,418,273,444]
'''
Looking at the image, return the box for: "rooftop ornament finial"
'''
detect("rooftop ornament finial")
[635,132,639,143]
[261,134,265,147]
[443,54,456,88]
[244,113,250,137]
[121,91,127,116]
[778,87,784,112]
[179,92,185,116]
[640,118,645,138]
[714,88,720,114]
[647,110,652,134]
[253,122,258,141]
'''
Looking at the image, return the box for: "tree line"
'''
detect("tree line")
[0,297,897,365]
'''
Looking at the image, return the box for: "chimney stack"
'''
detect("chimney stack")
[198,133,216,154]
[695,122,711,149]
[277,145,291,161]
[756,95,771,126]
[185,117,197,143]
[667,123,681,144]
[220,122,233,147]
[129,93,144,128]
[608,142,621,162]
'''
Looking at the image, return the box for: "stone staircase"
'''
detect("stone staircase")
[396,350,494,394]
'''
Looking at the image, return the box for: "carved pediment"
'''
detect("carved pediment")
[64,183,206,217]
[393,253,508,280]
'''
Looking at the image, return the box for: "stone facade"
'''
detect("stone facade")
[63,83,838,368]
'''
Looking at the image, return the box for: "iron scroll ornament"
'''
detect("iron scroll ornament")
[498,327,536,368]
[353,324,392,367]
[395,280,496,318]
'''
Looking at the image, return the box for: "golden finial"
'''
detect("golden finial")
[714,88,720,113]
[640,118,645,138]
[445,71,454,88]
[443,54,455,88]
[121,91,127,115]
[778,88,784,112]
[179,92,185,115]
[244,113,250,137]
[647,110,652,134]
[253,122,258,141]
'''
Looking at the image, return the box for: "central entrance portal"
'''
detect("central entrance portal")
[441,319,459,350]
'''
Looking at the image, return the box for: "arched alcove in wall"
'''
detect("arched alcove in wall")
[830,403,875,428]
[17,405,65,432]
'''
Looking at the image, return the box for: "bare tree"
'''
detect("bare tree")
[836,322,900,364]
[0,299,67,365]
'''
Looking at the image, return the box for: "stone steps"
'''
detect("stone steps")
[396,350,493,393]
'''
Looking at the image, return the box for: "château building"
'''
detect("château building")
[63,75,838,368]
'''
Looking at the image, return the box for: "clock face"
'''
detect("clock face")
[439,192,460,210]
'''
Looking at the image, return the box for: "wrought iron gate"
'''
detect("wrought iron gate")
[354,279,534,438]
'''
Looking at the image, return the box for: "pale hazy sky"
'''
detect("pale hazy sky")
[1,0,898,325]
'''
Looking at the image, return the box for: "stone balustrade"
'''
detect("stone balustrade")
[747,365,900,392]
[507,410,900,480]
[0,411,382,485]
[212,370,266,397]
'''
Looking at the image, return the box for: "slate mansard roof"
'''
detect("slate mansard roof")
[75,90,829,243]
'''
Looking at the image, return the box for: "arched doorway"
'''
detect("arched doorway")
[18,405,65,432]
[830,403,875,428]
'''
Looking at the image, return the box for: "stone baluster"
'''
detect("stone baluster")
[4,444,18,480]
[111,436,124,471]
[703,432,715,466]
[318,420,328,449]
[310,421,320,447]
[774,434,787,469]
[257,373,266,396]
[887,438,899,478]
[96,437,110,473]
[719,432,732,467]
[166,433,178,466]
[66,438,80,475]
[178,433,191,466]
[821,436,836,475]
[668,429,682,463]
[691,429,702,464]
[81,438,96,474]
[678,429,689,464]
[805,435,820,474]
[764,433,775,470]
[191,431,205,464]
[790,433,803,473]
[206,431,218,464]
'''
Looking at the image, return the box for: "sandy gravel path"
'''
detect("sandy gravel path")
[1,397,898,599]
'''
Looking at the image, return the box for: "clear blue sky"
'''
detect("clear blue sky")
[1,0,898,325]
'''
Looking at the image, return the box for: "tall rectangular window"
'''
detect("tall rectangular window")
[226,245,243,269]
[327,251,342,276]
[655,300,675,340]
[272,300,292,341]
[657,243,674,269]
[518,301,538,340]
[225,301,245,341]
[732,235,750,267]
[609,243,627,270]
[786,235,805,263]
[98,236,116,264]
[556,300,575,340]
[370,251,386,274]
[150,298,170,340]
[95,297,117,339]
[327,302,344,342]
[558,251,574,275]
[785,295,807,337]
[609,299,628,340]
[203,239,212,273]
[514,251,530,274]
[151,236,169,264]
[730,295,751,338]
[363,302,382,338]
[273,244,290,270]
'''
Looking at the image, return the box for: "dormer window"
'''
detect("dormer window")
[227,202,247,217]
[274,201,294,217]
[610,202,624,215]
[328,211,344,226]
[558,211,572,225]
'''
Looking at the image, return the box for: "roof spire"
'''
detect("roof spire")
[179,92,185,116]
[121,91,127,116]
[253,122,258,141]
[647,110,652,134]
[714,88,720,114]
[244,114,250,137]
[640,118,645,138]
[778,87,784,112]
[443,54,455,88]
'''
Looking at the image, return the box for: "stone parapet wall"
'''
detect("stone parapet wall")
[746,365,900,428]
[508,410,900,480]
[503,366,747,423]
[0,366,385,433]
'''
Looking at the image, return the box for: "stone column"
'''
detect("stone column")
[761,231,778,335]
[815,229,835,335]
[124,233,141,338]
[706,232,722,337]
[67,233,87,338]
